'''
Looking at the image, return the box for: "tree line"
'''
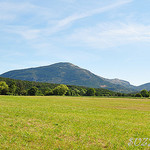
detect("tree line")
[0,80,111,96]
[0,77,150,97]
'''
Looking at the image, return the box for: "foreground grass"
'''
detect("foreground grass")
[0,96,150,150]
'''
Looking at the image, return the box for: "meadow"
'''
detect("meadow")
[0,96,150,150]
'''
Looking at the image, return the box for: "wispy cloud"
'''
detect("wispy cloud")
[0,2,54,22]
[0,0,133,38]
[14,0,132,38]
[54,0,133,32]
[0,0,135,49]
[4,26,41,40]
[67,22,150,49]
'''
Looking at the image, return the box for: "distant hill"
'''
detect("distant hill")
[0,62,149,93]
[137,83,150,91]
[105,78,134,89]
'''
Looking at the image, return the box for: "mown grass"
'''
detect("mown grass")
[0,96,150,150]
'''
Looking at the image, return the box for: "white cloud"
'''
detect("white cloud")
[0,14,15,21]
[0,2,35,12]
[3,26,41,40]
[34,0,133,37]
[0,0,133,38]
[0,0,135,50]
[0,2,54,22]
[67,23,150,49]
[55,0,133,30]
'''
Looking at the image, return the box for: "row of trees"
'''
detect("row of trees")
[0,80,150,97]
[135,89,150,97]
[0,81,97,96]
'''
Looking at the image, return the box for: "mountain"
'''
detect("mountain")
[0,62,148,93]
[105,78,134,89]
[137,83,150,91]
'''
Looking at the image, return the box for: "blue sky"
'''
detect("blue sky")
[0,0,150,86]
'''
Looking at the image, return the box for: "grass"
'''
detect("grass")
[0,96,150,150]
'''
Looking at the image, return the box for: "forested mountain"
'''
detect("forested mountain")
[137,83,150,91]
[0,62,149,93]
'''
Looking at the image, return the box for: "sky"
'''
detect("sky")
[0,0,150,86]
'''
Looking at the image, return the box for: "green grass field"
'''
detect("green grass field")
[0,96,150,150]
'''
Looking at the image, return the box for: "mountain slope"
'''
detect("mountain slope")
[0,62,138,92]
[137,83,150,91]
[106,78,135,89]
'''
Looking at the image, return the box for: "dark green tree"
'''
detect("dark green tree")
[36,90,44,96]
[20,90,27,96]
[140,89,149,97]
[9,81,17,95]
[95,91,102,96]
[80,88,87,96]
[27,87,38,96]
[72,88,80,96]
[45,88,54,96]
[66,89,76,96]
[15,87,21,95]
[135,93,142,97]
[17,81,24,91]
[116,93,122,97]
[86,88,96,96]
[65,89,72,96]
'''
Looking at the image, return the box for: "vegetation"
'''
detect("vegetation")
[0,77,150,98]
[135,93,142,97]
[53,84,69,96]
[0,77,116,97]
[140,89,149,97]
[0,96,150,149]
[0,81,9,95]
[86,88,96,96]
[27,87,38,96]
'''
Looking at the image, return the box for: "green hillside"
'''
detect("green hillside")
[0,62,136,93]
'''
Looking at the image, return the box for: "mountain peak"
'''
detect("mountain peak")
[0,62,144,92]
[50,62,77,67]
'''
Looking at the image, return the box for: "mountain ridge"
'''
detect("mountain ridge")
[0,62,149,93]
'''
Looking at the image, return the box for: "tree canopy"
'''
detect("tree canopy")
[86,88,96,96]
[53,84,69,96]
[0,77,149,98]
[0,81,9,95]
[27,86,38,96]
[140,89,149,97]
